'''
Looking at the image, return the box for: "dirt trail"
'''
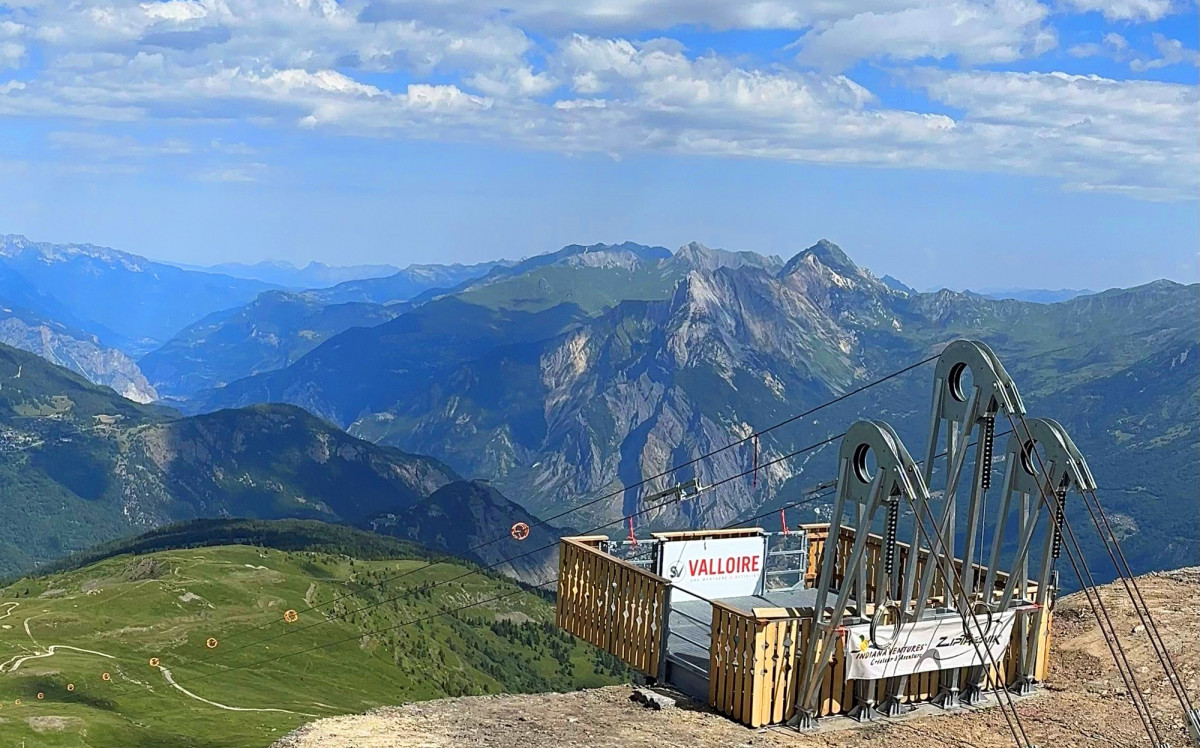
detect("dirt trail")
[274,568,1200,748]
[158,666,315,716]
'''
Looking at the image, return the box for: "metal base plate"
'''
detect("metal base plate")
[1009,676,1037,697]
[959,684,989,706]
[932,686,961,710]
[788,710,820,731]
[878,696,914,718]
[848,703,881,723]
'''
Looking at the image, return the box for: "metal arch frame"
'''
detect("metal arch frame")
[788,420,933,730]
[897,340,1028,710]
[986,418,1095,695]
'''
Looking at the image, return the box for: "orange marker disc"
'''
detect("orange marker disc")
[510,522,530,541]
[13,699,20,705]
[101,672,111,682]
[205,637,218,649]
[36,692,43,700]
[283,609,299,623]
[67,684,74,692]
[149,657,160,667]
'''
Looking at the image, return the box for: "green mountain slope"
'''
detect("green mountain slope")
[0,343,553,579]
[0,521,626,747]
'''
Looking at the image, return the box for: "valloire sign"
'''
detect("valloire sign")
[657,535,766,601]
[842,610,1018,680]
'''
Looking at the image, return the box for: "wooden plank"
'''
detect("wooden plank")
[748,621,767,727]
[709,606,726,712]
[633,574,648,671]
[1036,610,1053,681]
[715,607,730,717]
[767,621,786,725]
[784,618,807,723]
[731,615,746,724]
[555,543,569,631]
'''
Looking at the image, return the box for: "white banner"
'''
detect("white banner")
[657,536,766,600]
[843,610,1017,680]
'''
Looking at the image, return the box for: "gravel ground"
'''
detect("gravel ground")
[274,569,1200,748]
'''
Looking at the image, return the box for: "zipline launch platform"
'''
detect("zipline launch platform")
[556,524,1051,728]
[554,340,1074,730]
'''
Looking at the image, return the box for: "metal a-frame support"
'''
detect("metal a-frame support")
[879,340,1025,712]
[987,418,1095,695]
[788,420,932,730]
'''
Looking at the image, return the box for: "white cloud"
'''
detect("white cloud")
[1060,0,1177,21]
[0,0,1194,203]
[193,163,266,182]
[1130,34,1200,71]
[48,131,192,157]
[0,41,25,68]
[794,0,1057,69]
[916,69,1199,198]
[467,65,558,98]
[140,1,209,23]
[1068,31,1128,59]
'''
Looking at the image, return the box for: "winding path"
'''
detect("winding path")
[159,666,315,716]
[2,601,312,716]
[3,644,115,673]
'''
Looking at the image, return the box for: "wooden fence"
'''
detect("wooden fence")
[555,536,669,675]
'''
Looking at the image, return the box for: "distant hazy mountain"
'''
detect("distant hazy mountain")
[0,260,157,402]
[880,274,916,295]
[154,241,784,402]
[309,259,512,304]
[974,288,1097,304]
[0,342,550,579]
[191,239,1197,582]
[140,290,405,398]
[0,234,276,355]
[194,259,402,288]
[186,240,781,418]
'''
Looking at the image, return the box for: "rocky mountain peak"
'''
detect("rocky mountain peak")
[779,239,861,279]
[671,242,782,273]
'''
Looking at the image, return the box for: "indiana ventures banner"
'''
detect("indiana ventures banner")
[842,610,1018,680]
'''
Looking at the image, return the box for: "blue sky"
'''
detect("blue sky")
[0,0,1196,291]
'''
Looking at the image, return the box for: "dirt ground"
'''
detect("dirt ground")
[273,568,1199,748]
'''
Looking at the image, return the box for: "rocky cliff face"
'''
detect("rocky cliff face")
[357,243,1198,562]
[0,311,157,403]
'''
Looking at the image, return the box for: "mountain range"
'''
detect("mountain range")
[0,230,1192,589]
[0,342,557,580]
[184,239,1198,581]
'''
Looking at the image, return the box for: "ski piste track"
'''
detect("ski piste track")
[0,600,314,716]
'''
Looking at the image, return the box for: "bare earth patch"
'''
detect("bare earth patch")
[274,570,1200,748]
[27,715,82,733]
